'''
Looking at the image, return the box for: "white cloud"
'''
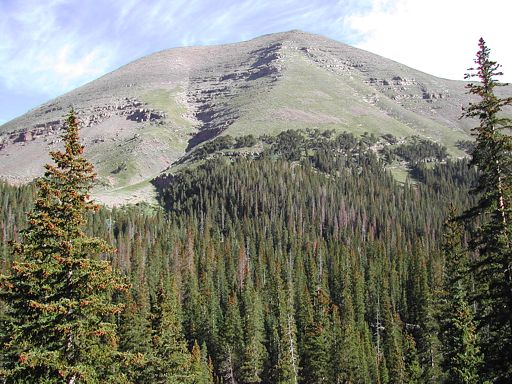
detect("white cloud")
[345,0,512,81]
[0,0,352,104]
[0,1,115,96]
[38,45,110,90]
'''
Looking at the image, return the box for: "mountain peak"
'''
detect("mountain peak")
[0,31,482,204]
[247,29,342,48]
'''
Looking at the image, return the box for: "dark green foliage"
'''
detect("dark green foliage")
[235,135,257,148]
[393,136,448,164]
[381,287,405,384]
[240,282,267,383]
[439,210,481,384]
[461,38,512,383]
[148,280,193,382]
[218,293,244,383]
[272,130,305,161]
[201,135,234,154]
[455,140,476,154]
[0,111,128,383]
[187,134,258,162]
[382,133,398,144]
[413,249,443,383]
[0,181,35,271]
[403,333,422,383]
[300,290,331,384]
[189,341,214,384]
[0,124,483,383]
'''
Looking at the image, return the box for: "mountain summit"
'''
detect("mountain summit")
[0,30,482,203]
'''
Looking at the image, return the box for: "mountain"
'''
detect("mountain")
[1,32,511,383]
[0,30,493,204]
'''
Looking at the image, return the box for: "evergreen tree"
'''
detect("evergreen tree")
[381,288,405,384]
[218,292,244,383]
[300,289,332,384]
[332,273,368,383]
[0,110,128,383]
[188,341,213,384]
[147,280,192,383]
[440,210,481,384]
[118,289,152,382]
[463,38,512,382]
[276,279,300,384]
[240,282,267,384]
[415,251,443,383]
[403,333,421,384]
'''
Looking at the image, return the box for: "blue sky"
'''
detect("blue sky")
[1,0,510,125]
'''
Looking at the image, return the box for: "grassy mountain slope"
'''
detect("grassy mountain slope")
[0,30,501,204]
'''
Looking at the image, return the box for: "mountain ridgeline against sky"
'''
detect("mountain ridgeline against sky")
[1,34,511,383]
[1,30,507,204]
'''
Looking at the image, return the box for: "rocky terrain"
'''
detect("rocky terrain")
[0,30,506,204]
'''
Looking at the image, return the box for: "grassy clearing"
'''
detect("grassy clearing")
[140,88,198,152]
[388,167,411,185]
[93,178,158,206]
[141,88,193,128]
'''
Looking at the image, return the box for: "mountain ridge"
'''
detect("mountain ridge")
[0,30,496,204]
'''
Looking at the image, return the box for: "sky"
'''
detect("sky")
[0,0,510,125]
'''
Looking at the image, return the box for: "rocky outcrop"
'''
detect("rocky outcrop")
[126,108,166,122]
[0,97,167,148]
[2,118,63,145]
[13,131,33,143]
[422,89,448,101]
[185,42,284,149]
[363,76,450,104]
[78,98,166,126]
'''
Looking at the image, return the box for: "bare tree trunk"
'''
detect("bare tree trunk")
[287,314,299,384]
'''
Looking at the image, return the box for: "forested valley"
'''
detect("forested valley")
[0,128,480,382]
[0,39,510,384]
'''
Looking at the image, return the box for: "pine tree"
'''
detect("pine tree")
[188,341,213,384]
[219,292,244,384]
[149,280,195,384]
[332,273,368,383]
[300,288,332,384]
[276,279,300,384]
[118,289,152,382]
[415,252,442,382]
[462,38,512,382]
[381,288,405,384]
[440,210,481,384]
[0,110,128,383]
[240,282,267,384]
[403,333,421,384]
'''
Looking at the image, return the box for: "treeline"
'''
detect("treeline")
[2,38,510,384]
[180,127,449,171]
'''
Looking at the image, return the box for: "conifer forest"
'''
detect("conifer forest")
[0,40,510,383]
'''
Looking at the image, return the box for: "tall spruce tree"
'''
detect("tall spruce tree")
[148,280,194,383]
[0,110,128,383]
[219,292,244,383]
[240,281,267,384]
[381,287,405,384]
[440,210,481,384]
[462,38,512,382]
[188,341,213,384]
[300,289,332,384]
